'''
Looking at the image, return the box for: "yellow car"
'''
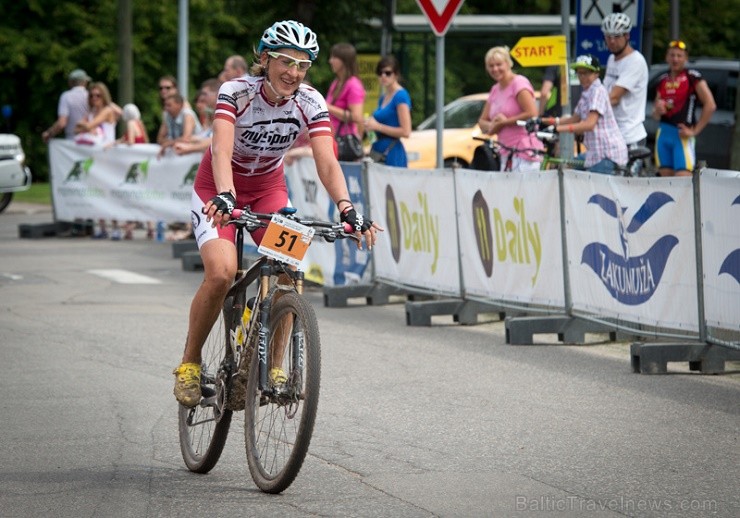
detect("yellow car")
[403,93,488,170]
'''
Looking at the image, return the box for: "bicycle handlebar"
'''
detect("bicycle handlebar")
[229,208,359,243]
[516,119,559,143]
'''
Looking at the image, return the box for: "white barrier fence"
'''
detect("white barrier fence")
[365,162,739,343]
[48,140,371,287]
[47,140,739,343]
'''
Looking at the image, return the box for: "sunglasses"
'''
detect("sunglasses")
[267,51,312,71]
[668,40,687,50]
[378,69,394,77]
[89,92,102,98]
[159,85,173,91]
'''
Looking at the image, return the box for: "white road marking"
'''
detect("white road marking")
[1,273,23,281]
[88,269,161,284]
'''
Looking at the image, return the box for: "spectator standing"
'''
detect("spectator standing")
[157,92,202,157]
[477,46,543,171]
[221,55,248,81]
[42,69,91,142]
[601,12,648,151]
[539,65,562,118]
[174,78,221,155]
[364,55,412,167]
[326,43,366,156]
[652,40,716,176]
[74,82,118,146]
[74,82,122,239]
[547,54,627,174]
[115,103,149,145]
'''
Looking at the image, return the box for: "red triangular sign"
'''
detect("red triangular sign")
[415,0,465,37]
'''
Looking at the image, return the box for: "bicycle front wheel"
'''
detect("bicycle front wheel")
[244,291,321,493]
[178,308,233,474]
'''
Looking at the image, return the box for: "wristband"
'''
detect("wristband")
[555,117,560,126]
[336,198,353,209]
[568,124,574,133]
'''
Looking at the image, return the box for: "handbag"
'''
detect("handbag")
[368,139,398,164]
[335,122,364,162]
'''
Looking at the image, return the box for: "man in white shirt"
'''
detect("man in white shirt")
[42,69,91,142]
[601,13,648,148]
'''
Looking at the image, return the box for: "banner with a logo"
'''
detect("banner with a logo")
[700,169,740,331]
[284,158,371,287]
[564,171,699,331]
[455,169,566,308]
[367,164,461,296]
[49,140,199,222]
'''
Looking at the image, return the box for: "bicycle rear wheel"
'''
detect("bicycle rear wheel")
[178,308,233,473]
[244,291,321,493]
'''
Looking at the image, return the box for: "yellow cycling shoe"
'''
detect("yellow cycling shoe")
[269,367,288,386]
[173,362,201,407]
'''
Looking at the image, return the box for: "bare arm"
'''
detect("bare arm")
[538,80,554,116]
[365,102,411,139]
[688,80,717,137]
[608,85,628,106]
[42,115,69,142]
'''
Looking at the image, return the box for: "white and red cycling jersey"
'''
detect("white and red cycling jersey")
[213,76,332,177]
[192,76,332,248]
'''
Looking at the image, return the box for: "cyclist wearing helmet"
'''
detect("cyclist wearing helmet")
[173,20,382,407]
[601,12,648,151]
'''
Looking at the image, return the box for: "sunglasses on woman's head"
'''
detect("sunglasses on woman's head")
[668,40,687,50]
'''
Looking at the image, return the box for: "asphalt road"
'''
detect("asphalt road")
[1,203,738,518]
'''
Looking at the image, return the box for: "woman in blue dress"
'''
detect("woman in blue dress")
[365,55,412,167]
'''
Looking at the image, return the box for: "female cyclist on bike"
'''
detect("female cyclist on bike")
[173,20,382,407]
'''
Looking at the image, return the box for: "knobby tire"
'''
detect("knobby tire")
[244,291,321,493]
[178,308,233,473]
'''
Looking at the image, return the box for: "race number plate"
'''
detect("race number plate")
[258,215,315,267]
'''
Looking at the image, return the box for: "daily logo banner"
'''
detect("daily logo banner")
[455,168,565,307]
[367,164,461,296]
[564,170,699,331]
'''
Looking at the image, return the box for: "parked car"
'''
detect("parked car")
[645,58,739,170]
[403,93,489,169]
[0,134,32,213]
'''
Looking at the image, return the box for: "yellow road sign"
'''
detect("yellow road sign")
[510,35,567,67]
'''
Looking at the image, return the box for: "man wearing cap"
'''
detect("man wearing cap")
[42,69,91,142]
[652,40,716,176]
[600,12,648,157]
[543,54,627,174]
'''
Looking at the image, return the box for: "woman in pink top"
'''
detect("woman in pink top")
[326,43,366,141]
[477,46,543,171]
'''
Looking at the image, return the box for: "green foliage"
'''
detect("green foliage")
[0,0,736,181]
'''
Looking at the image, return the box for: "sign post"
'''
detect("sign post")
[415,0,465,169]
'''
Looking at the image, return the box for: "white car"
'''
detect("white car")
[0,133,32,213]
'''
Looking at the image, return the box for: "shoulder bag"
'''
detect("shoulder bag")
[368,139,398,164]
[335,120,364,162]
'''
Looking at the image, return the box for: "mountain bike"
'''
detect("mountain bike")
[470,136,543,171]
[519,118,652,175]
[177,206,357,493]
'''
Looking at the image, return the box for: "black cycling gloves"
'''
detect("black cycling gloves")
[209,191,236,215]
[340,206,373,233]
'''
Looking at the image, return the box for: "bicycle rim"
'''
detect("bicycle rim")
[178,309,233,473]
[244,292,321,493]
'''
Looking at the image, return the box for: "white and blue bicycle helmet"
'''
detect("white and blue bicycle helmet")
[257,20,319,61]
